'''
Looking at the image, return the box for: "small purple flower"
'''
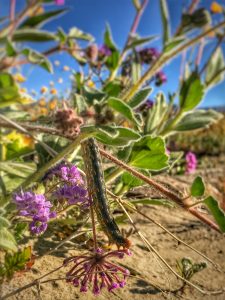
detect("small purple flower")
[64,248,130,295]
[44,162,83,185]
[54,184,90,206]
[185,151,197,174]
[136,99,154,112]
[13,191,56,235]
[98,45,112,58]
[138,48,160,64]
[55,0,65,5]
[155,71,167,86]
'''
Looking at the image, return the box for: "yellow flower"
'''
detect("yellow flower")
[50,88,57,95]
[40,86,48,94]
[19,88,27,93]
[14,73,26,83]
[39,98,46,107]
[40,107,48,115]
[22,136,34,147]
[87,80,95,88]
[210,2,223,13]
[49,99,57,110]
[63,65,70,71]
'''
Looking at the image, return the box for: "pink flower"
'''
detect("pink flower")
[64,248,131,295]
[55,0,65,5]
[185,151,197,174]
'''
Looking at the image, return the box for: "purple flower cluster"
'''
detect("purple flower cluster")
[98,45,112,58]
[185,151,197,174]
[44,162,84,185]
[13,191,56,235]
[138,47,160,64]
[155,71,167,86]
[54,184,89,206]
[64,248,131,295]
[55,0,64,5]
[136,99,154,113]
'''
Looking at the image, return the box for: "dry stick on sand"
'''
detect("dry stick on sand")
[109,192,225,295]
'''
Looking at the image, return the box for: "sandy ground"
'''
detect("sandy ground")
[0,157,225,300]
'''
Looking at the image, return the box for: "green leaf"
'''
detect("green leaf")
[130,198,173,207]
[0,227,17,252]
[82,86,106,104]
[164,36,185,52]
[131,53,141,83]
[204,196,225,232]
[145,92,167,133]
[174,109,223,131]
[12,29,57,42]
[205,47,225,87]
[95,127,140,146]
[0,161,36,178]
[191,176,205,197]
[0,73,22,108]
[103,80,122,98]
[57,27,67,43]
[22,48,53,73]
[122,172,143,188]
[179,72,204,111]
[68,27,93,41]
[19,9,68,28]
[0,216,10,228]
[126,35,157,50]
[130,136,169,170]
[160,0,171,46]
[73,93,87,114]
[128,87,152,108]
[104,24,120,71]
[108,97,141,126]
[6,39,17,57]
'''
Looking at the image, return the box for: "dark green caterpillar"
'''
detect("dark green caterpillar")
[81,138,131,249]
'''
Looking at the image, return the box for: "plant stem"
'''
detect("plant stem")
[105,167,124,184]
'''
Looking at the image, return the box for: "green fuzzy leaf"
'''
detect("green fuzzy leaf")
[0,216,10,228]
[164,36,185,52]
[0,227,17,252]
[130,198,173,207]
[68,27,93,41]
[104,24,117,50]
[0,161,36,178]
[128,87,152,108]
[204,196,225,232]
[12,29,57,42]
[19,9,68,28]
[126,35,157,50]
[104,24,120,71]
[179,72,204,111]
[73,93,87,114]
[108,97,141,126]
[205,47,225,87]
[22,48,53,72]
[174,109,223,131]
[57,27,67,43]
[6,39,17,57]
[130,136,168,170]
[131,53,141,83]
[95,127,140,146]
[103,80,122,98]
[122,172,143,188]
[160,0,171,46]
[82,86,106,104]
[191,176,205,197]
[0,73,22,108]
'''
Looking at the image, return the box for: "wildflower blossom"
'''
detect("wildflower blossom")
[13,191,56,235]
[86,44,98,62]
[55,0,65,5]
[98,45,112,58]
[14,73,26,83]
[44,162,84,184]
[138,48,160,64]
[64,248,131,295]
[63,65,70,71]
[54,184,89,206]
[137,99,154,112]
[50,88,57,95]
[155,71,167,86]
[210,1,223,14]
[185,151,197,174]
[40,86,48,94]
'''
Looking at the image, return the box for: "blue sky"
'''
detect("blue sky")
[1,0,225,107]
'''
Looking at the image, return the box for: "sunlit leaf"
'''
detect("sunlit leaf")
[191,176,205,197]
[204,196,225,232]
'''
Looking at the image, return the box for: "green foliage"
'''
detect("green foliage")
[0,73,22,108]
[177,258,207,280]
[12,29,57,42]
[0,247,32,280]
[205,47,225,87]
[160,0,171,46]
[128,87,152,108]
[22,48,53,73]
[129,136,169,170]
[68,27,94,41]
[174,109,223,131]
[0,227,17,252]
[191,176,205,197]
[104,24,120,71]
[204,196,225,232]
[179,72,204,112]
